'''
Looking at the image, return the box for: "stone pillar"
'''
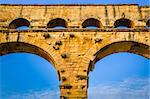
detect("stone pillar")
[58,60,90,99]
[60,75,88,99]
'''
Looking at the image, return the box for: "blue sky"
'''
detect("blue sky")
[89,53,149,86]
[1,53,60,99]
[0,0,149,5]
[88,53,149,99]
[0,0,150,99]
[1,53,149,99]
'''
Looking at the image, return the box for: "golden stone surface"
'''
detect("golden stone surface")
[0,4,150,99]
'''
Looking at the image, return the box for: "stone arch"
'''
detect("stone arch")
[47,18,67,28]
[86,41,150,72]
[94,41,150,62]
[146,19,150,27]
[114,18,134,28]
[0,42,61,80]
[9,18,30,29]
[87,43,150,99]
[82,18,102,28]
[85,40,150,97]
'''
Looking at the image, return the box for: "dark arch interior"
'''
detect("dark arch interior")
[82,18,100,28]
[9,18,30,29]
[114,18,133,28]
[146,19,150,27]
[47,18,67,28]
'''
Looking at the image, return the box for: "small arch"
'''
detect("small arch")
[146,19,150,27]
[82,18,101,28]
[47,18,67,29]
[114,18,133,28]
[9,18,30,29]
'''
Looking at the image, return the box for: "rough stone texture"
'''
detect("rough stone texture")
[0,4,150,99]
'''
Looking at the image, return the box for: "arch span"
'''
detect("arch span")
[0,42,58,71]
[47,18,67,28]
[94,41,150,63]
[82,18,101,28]
[146,19,150,27]
[114,18,133,28]
[86,41,150,72]
[9,18,30,29]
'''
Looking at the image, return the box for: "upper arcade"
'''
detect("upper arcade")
[0,4,149,31]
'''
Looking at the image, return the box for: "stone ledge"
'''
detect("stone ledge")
[0,28,149,33]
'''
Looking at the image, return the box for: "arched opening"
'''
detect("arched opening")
[88,52,149,99]
[146,19,150,28]
[9,18,30,30]
[47,18,67,29]
[0,42,56,65]
[82,18,101,28]
[0,42,60,98]
[94,41,150,62]
[1,53,60,99]
[114,18,133,28]
[88,41,150,99]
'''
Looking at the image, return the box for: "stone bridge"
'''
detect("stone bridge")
[0,4,150,99]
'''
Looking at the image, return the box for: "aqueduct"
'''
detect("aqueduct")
[0,4,150,99]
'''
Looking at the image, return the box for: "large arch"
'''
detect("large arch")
[0,42,56,67]
[87,41,150,98]
[1,52,61,99]
[81,40,149,99]
[94,41,150,62]
[87,41,150,72]
[88,52,149,99]
[0,42,62,80]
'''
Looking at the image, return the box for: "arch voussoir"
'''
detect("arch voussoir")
[84,32,150,72]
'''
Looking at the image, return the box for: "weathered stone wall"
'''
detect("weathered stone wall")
[0,4,149,28]
[0,4,150,99]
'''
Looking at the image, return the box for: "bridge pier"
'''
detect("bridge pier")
[60,78,88,99]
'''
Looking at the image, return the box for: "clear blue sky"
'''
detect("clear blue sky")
[1,53,60,99]
[0,0,150,99]
[0,0,149,5]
